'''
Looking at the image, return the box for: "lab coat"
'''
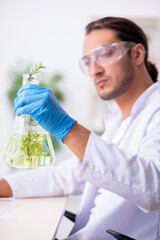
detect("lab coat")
[4,82,160,240]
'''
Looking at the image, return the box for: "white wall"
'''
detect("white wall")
[0,0,160,173]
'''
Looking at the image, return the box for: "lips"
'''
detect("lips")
[95,78,108,87]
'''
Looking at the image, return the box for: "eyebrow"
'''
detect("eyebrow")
[82,43,117,58]
[82,55,90,61]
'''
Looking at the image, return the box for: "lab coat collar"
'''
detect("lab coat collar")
[131,82,160,118]
[103,82,160,141]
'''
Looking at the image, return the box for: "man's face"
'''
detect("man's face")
[83,29,135,101]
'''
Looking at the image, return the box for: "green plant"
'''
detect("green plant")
[7,63,64,152]
[21,133,43,156]
[26,62,46,83]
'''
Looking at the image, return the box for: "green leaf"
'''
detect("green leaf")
[26,62,46,83]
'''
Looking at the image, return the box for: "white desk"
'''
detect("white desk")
[0,197,68,240]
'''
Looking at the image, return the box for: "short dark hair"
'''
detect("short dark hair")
[85,17,158,83]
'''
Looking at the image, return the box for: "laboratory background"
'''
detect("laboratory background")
[0,0,160,173]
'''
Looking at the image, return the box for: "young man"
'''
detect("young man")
[0,17,160,239]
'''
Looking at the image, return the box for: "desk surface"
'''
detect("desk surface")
[0,197,68,240]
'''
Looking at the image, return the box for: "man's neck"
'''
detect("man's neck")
[116,75,153,120]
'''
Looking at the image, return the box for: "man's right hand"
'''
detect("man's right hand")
[0,178,12,197]
[13,84,77,141]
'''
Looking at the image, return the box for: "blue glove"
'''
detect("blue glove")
[13,84,77,141]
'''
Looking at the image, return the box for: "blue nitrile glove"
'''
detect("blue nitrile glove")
[13,84,77,141]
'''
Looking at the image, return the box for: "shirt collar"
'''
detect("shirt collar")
[131,82,160,117]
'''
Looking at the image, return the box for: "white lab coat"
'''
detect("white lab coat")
[4,82,160,240]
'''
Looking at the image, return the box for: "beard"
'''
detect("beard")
[97,59,135,100]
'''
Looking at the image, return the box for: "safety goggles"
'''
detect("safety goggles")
[79,41,136,75]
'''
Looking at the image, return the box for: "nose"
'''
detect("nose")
[89,61,105,78]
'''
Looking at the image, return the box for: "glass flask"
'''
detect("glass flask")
[4,74,56,168]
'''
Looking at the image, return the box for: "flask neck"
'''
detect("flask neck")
[22,74,39,86]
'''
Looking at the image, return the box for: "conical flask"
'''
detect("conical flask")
[4,74,56,168]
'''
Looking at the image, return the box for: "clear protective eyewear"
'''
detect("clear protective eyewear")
[79,41,136,75]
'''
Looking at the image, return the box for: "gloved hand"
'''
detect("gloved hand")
[13,84,77,141]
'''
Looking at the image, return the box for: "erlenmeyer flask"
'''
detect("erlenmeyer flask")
[4,74,56,168]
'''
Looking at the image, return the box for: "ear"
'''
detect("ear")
[132,43,145,66]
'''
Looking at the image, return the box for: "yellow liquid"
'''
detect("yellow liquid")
[4,132,55,168]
